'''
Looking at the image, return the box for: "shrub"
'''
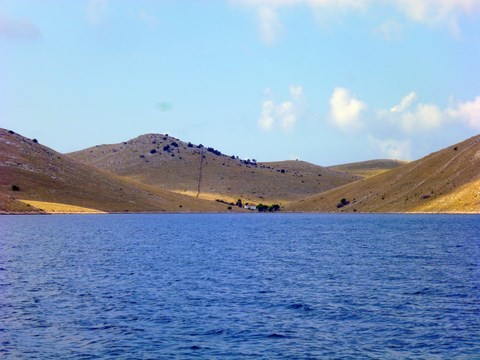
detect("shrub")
[150,149,157,154]
[163,145,171,152]
[256,204,269,212]
[32,139,38,143]
[8,130,14,134]
[269,204,280,212]
[188,142,193,148]
[171,141,179,147]
[11,185,20,191]
[337,198,350,208]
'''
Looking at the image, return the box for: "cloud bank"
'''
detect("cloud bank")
[328,88,480,159]
[234,0,480,42]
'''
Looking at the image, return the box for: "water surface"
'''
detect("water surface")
[1,214,479,358]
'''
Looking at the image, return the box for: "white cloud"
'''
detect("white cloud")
[390,92,417,113]
[290,85,303,99]
[0,13,41,40]
[86,0,108,25]
[447,96,480,129]
[278,101,296,130]
[400,103,443,133]
[259,100,275,130]
[234,0,480,41]
[257,6,282,44]
[329,87,366,133]
[258,85,305,132]
[394,0,480,24]
[369,135,412,160]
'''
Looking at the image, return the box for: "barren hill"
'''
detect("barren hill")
[0,129,227,213]
[328,159,408,177]
[68,134,360,204]
[287,135,480,213]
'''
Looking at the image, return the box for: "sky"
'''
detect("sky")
[1,0,480,165]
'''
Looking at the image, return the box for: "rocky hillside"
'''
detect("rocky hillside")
[287,135,480,213]
[68,134,360,204]
[0,129,228,213]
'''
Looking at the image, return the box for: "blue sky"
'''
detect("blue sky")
[1,0,479,165]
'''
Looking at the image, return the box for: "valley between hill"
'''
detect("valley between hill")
[1,127,478,214]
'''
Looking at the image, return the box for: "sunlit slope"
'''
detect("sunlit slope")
[328,159,408,178]
[287,135,480,213]
[68,134,360,204]
[0,129,227,213]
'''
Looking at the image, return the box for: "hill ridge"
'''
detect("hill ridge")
[0,128,229,213]
[68,133,362,204]
[287,134,480,213]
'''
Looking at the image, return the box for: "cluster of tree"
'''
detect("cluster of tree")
[207,147,222,156]
[256,204,281,212]
[243,159,257,166]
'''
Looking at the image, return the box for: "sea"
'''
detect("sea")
[1,213,479,359]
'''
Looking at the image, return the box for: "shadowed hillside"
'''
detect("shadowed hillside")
[287,135,480,213]
[68,134,360,204]
[0,129,229,213]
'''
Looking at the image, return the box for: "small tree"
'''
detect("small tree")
[256,204,269,212]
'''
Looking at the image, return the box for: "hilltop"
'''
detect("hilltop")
[328,159,408,177]
[0,129,229,213]
[68,134,360,204]
[287,135,480,213]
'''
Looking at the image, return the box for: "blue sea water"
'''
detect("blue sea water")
[0,213,479,359]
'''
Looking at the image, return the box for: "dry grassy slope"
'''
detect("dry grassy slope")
[68,134,360,204]
[0,129,229,213]
[287,134,480,213]
[328,159,408,177]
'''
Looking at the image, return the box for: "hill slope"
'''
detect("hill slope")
[68,134,360,204]
[328,159,408,177]
[0,129,227,213]
[287,135,480,213]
